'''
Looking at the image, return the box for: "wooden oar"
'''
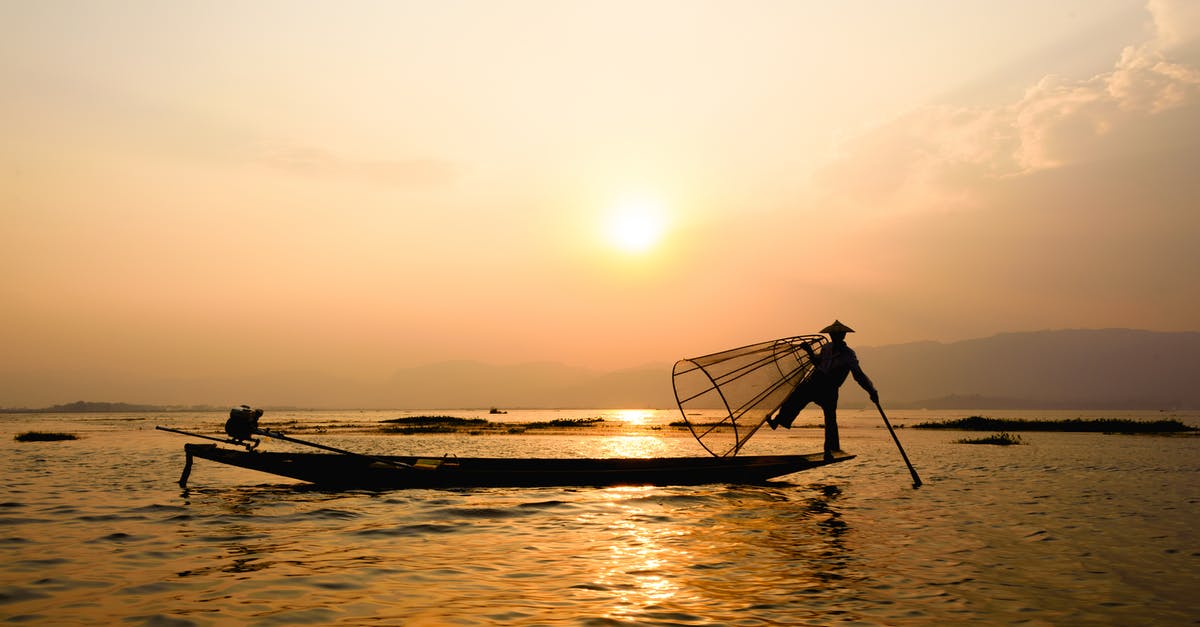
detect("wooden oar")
[874,401,923,489]
[252,428,416,469]
[157,424,416,470]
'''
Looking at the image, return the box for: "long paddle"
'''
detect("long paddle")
[156,425,251,446]
[874,400,922,488]
[253,428,416,469]
[156,424,416,470]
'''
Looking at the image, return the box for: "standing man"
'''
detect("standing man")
[766,320,878,457]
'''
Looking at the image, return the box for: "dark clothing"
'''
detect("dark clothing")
[775,342,876,452]
[810,341,875,395]
[776,371,842,449]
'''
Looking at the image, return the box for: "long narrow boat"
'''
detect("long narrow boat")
[178,442,854,490]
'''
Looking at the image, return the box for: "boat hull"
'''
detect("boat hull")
[181,443,855,489]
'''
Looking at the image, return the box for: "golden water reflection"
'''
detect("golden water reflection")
[576,483,857,622]
[593,487,691,620]
[611,409,654,426]
[598,435,668,458]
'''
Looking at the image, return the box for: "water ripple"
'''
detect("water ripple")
[1,412,1197,625]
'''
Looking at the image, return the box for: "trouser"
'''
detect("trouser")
[776,378,841,452]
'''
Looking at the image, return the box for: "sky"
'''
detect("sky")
[2,0,1198,403]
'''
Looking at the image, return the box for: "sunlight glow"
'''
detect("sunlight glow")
[599,435,668,458]
[594,495,687,620]
[612,409,653,426]
[605,197,667,254]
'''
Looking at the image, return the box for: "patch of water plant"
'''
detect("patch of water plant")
[14,431,79,442]
[955,432,1024,445]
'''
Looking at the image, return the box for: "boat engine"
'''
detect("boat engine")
[225,405,264,441]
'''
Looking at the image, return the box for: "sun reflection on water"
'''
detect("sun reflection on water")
[599,435,668,458]
[611,409,654,426]
[592,487,692,619]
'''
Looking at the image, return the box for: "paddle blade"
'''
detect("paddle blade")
[673,335,825,457]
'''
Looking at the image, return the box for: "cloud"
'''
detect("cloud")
[1016,46,1199,170]
[816,1,1200,212]
[1148,0,1200,61]
[791,1,1200,342]
[255,140,460,188]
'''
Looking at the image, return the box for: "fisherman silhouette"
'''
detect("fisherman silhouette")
[766,320,878,458]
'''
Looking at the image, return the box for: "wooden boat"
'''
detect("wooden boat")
[177,442,854,490]
[159,406,858,490]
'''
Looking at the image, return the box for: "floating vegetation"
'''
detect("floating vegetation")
[382,425,459,435]
[524,418,605,429]
[268,420,334,433]
[668,420,743,429]
[381,416,488,426]
[913,416,1197,434]
[14,431,79,442]
[375,415,613,436]
[669,420,822,429]
[956,432,1024,446]
[380,416,489,435]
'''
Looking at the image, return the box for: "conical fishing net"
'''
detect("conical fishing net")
[673,335,827,457]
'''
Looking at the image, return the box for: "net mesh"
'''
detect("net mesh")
[673,335,827,457]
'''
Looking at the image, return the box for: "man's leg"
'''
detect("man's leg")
[772,383,812,429]
[821,402,840,454]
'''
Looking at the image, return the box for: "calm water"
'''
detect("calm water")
[1,408,1197,625]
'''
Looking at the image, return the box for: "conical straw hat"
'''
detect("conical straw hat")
[820,320,855,334]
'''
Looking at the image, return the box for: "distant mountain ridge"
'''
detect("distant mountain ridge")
[1,329,1197,410]
[856,329,1200,409]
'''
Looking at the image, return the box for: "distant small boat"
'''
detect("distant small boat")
[175,442,854,489]
[489,407,507,414]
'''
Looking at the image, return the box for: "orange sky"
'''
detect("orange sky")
[2,1,1198,404]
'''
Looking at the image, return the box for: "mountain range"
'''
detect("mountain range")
[856,329,1199,409]
[2,329,1197,410]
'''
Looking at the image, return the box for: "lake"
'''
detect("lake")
[2,408,1197,625]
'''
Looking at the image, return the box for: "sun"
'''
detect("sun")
[605,197,667,254]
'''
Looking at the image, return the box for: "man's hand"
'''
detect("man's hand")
[869,390,880,404]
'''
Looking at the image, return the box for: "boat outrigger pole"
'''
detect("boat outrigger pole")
[251,427,415,470]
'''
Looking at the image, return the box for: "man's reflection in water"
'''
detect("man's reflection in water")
[756,482,857,591]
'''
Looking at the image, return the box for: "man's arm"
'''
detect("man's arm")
[852,364,879,403]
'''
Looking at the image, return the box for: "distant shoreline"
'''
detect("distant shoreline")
[0,401,223,414]
[913,416,1197,433]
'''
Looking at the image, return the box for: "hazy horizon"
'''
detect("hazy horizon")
[3,327,1197,410]
[4,2,1198,400]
